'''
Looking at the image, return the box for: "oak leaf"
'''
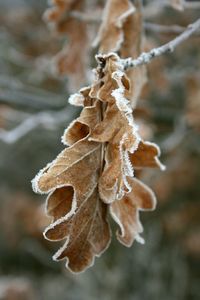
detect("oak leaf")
[93,0,135,53]
[110,177,156,246]
[95,0,146,106]
[32,53,164,273]
[33,93,111,273]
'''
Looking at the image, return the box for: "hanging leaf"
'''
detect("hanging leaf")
[32,52,164,273]
[95,0,147,106]
[110,177,156,246]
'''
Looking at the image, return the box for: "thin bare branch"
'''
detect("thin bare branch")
[0,109,71,144]
[0,88,65,110]
[67,10,197,37]
[122,17,200,70]
[68,10,100,23]
[184,1,200,9]
[144,22,186,34]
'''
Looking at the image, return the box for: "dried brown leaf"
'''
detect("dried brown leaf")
[33,95,111,273]
[130,141,165,170]
[95,0,146,106]
[110,177,156,246]
[45,186,110,273]
[94,0,135,53]
[44,0,88,91]
[32,52,163,273]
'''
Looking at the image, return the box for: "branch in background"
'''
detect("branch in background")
[143,0,200,19]
[144,22,186,34]
[0,88,65,110]
[68,10,100,23]
[66,10,196,36]
[143,0,167,18]
[184,1,200,9]
[0,109,71,144]
[122,17,200,70]
[161,117,187,152]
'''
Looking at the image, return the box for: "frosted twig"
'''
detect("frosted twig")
[122,17,200,70]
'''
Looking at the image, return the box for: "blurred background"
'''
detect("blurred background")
[0,0,199,299]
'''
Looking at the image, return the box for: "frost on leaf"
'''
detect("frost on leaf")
[95,0,146,107]
[32,52,164,273]
[32,95,111,273]
[46,186,110,274]
[110,177,156,246]
[89,53,140,202]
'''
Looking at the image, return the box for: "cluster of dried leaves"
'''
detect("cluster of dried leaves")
[43,0,187,92]
[32,0,164,273]
[43,0,89,91]
[43,0,99,91]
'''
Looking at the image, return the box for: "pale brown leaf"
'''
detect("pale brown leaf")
[130,141,165,170]
[44,0,89,91]
[45,186,110,273]
[32,52,163,273]
[32,93,111,272]
[110,177,156,246]
[95,0,146,107]
[94,0,135,53]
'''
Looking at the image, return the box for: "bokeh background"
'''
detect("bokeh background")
[0,0,199,299]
